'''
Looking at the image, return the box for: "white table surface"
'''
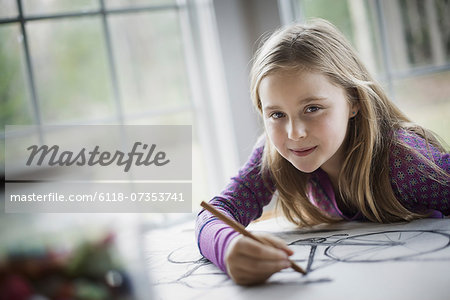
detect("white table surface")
[145,217,450,300]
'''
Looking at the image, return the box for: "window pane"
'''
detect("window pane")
[0,139,4,173]
[0,0,17,18]
[125,111,192,125]
[300,0,354,42]
[129,112,209,207]
[109,11,191,116]
[106,0,177,9]
[382,0,450,72]
[394,71,450,143]
[192,137,209,208]
[298,0,383,76]
[0,24,33,129]
[23,0,98,15]
[26,17,115,124]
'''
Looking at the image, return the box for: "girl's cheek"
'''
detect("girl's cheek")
[309,113,333,130]
[266,127,277,141]
[264,121,275,133]
[268,124,284,139]
[265,125,282,146]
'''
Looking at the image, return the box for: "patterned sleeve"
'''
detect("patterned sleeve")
[195,143,275,273]
[389,130,450,217]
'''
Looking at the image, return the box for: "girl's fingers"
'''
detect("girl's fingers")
[257,233,294,256]
[234,236,289,260]
[231,253,291,275]
[227,253,291,285]
[225,233,295,285]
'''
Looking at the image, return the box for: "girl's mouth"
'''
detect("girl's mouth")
[290,146,317,157]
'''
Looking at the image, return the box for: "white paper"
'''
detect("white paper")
[145,218,450,300]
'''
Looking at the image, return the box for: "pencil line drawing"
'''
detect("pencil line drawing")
[151,245,230,289]
[151,228,450,289]
[289,230,450,275]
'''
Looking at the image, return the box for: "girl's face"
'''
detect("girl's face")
[259,71,357,178]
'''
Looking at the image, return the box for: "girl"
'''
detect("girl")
[195,19,449,285]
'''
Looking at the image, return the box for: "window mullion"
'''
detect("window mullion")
[99,0,124,125]
[16,0,44,143]
[374,0,395,99]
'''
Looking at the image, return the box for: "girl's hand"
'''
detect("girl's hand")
[225,232,294,285]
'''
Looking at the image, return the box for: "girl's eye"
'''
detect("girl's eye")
[270,112,285,119]
[305,106,320,113]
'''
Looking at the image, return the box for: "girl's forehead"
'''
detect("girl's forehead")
[258,70,350,106]
[266,65,314,77]
[261,70,332,88]
[261,69,343,91]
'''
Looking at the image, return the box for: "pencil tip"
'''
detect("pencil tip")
[290,263,306,275]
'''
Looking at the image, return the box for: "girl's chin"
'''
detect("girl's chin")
[289,161,320,173]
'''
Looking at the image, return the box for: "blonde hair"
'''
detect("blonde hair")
[250,19,448,226]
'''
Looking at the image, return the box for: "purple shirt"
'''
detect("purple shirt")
[195,130,450,273]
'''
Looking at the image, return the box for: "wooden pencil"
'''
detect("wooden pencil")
[200,201,306,275]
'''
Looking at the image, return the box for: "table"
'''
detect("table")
[145,217,450,300]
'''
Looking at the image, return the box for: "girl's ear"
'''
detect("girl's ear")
[349,103,359,119]
[347,88,359,119]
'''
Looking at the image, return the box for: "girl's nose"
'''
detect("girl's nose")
[287,119,306,141]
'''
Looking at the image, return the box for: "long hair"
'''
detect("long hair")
[250,19,447,226]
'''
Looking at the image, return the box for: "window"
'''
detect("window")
[280,0,450,143]
[0,0,239,218]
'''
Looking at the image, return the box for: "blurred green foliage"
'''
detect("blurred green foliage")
[0,25,33,129]
[30,17,114,123]
[301,0,355,43]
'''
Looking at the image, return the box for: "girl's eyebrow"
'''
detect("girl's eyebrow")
[263,96,327,111]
